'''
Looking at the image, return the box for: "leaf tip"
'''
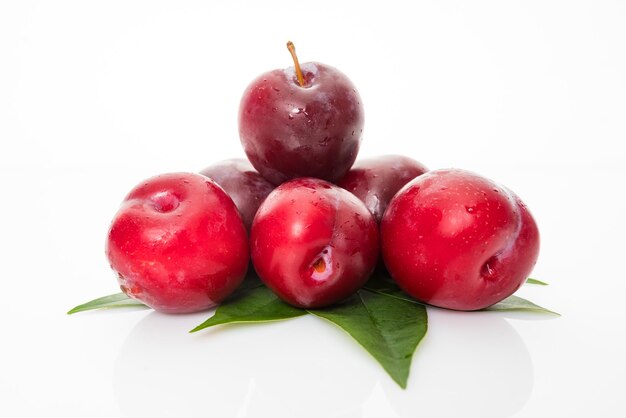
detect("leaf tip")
[189,322,212,333]
[526,278,549,286]
[389,373,409,389]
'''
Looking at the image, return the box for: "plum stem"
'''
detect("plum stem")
[287,41,306,87]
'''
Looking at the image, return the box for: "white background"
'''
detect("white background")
[1,1,625,416]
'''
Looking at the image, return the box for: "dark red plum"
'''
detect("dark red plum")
[238,42,364,185]
[337,155,428,222]
[200,158,275,231]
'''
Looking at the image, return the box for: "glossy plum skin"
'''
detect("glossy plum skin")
[200,158,275,232]
[337,155,428,222]
[251,178,379,308]
[239,62,364,185]
[106,173,249,313]
[381,169,539,311]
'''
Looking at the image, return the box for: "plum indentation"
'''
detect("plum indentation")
[120,283,142,297]
[481,256,498,279]
[310,247,334,281]
[312,258,326,273]
[151,191,180,213]
[120,284,129,295]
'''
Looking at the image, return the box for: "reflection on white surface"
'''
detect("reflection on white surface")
[383,309,534,418]
[362,383,400,418]
[115,311,250,417]
[115,312,379,418]
[114,307,534,418]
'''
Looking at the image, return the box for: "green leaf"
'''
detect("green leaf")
[67,293,147,314]
[364,271,426,306]
[190,285,306,333]
[485,294,560,315]
[67,270,262,316]
[526,278,549,286]
[309,289,428,389]
[237,269,265,291]
[365,269,558,314]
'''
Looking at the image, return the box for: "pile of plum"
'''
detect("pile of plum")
[106,43,539,314]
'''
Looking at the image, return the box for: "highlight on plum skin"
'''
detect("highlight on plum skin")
[250,177,379,309]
